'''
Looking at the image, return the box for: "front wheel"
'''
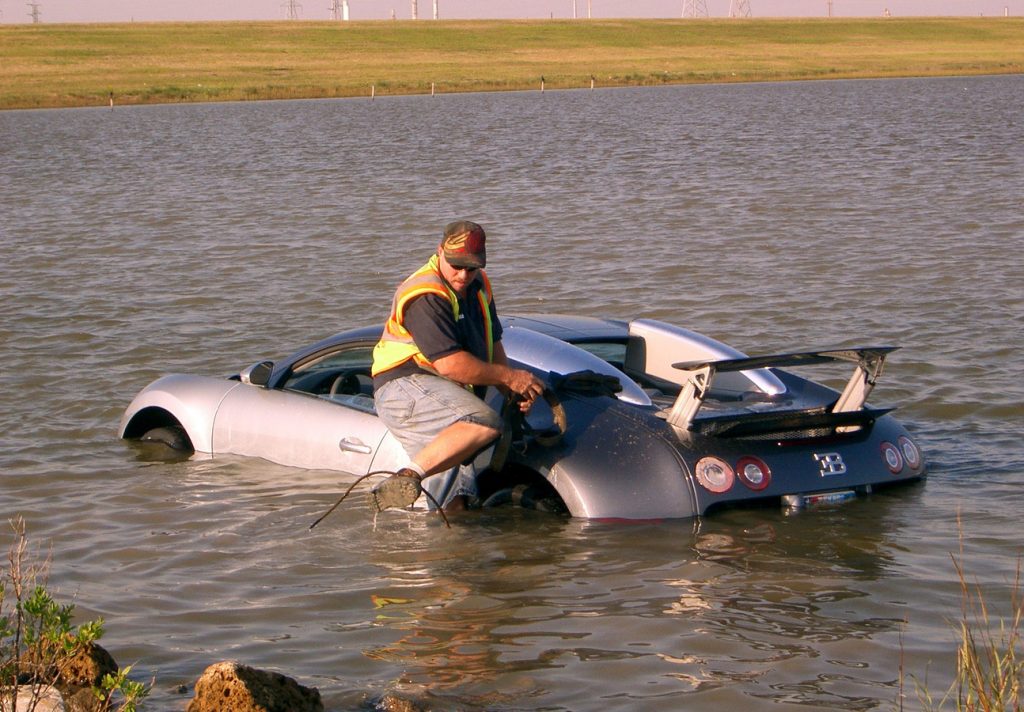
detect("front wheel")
[140,425,191,452]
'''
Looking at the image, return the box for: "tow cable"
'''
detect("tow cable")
[309,471,451,530]
[491,370,620,470]
[310,370,617,530]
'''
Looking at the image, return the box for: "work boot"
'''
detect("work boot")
[370,468,423,512]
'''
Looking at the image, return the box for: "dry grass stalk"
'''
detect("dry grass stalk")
[913,514,1024,711]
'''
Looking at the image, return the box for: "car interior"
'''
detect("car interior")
[281,344,377,412]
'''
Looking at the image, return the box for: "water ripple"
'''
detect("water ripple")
[1,75,1022,711]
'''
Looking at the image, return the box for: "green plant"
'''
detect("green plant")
[0,517,149,712]
[96,666,150,712]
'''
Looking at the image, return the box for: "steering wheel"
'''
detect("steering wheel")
[329,371,362,396]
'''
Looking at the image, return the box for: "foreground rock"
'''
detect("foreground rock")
[2,685,65,712]
[6,642,119,712]
[186,661,323,712]
[60,643,119,689]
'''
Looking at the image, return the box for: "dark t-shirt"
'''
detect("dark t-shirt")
[373,275,503,392]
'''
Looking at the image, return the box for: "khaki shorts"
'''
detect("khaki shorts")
[375,373,502,507]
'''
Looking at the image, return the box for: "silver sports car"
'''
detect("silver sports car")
[119,315,926,520]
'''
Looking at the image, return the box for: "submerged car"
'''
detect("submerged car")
[119,315,925,520]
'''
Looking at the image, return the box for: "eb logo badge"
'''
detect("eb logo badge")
[814,452,847,476]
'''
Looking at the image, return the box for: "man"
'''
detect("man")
[370,220,545,513]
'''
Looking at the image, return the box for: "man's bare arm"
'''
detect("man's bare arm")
[432,346,543,408]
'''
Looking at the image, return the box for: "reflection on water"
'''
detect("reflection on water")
[1,74,1023,710]
[348,503,917,710]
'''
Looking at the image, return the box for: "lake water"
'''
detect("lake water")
[1,75,1022,711]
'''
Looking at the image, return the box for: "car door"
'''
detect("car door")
[211,342,391,475]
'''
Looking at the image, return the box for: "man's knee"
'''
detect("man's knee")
[452,419,500,445]
[478,423,501,445]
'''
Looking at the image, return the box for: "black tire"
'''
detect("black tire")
[482,484,567,514]
[140,425,191,452]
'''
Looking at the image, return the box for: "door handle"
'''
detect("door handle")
[339,438,372,455]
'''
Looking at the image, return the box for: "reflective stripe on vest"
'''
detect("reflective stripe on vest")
[371,254,495,378]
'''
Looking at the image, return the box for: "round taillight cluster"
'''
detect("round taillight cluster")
[695,455,771,494]
[899,436,922,469]
[695,456,734,493]
[736,456,772,491]
[881,436,923,474]
[880,441,903,474]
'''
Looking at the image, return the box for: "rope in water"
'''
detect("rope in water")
[309,385,578,532]
[309,470,450,530]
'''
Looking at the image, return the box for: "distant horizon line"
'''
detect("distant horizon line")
[2,11,1018,24]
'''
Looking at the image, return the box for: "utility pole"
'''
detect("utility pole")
[411,0,417,19]
[282,0,301,19]
[27,0,41,23]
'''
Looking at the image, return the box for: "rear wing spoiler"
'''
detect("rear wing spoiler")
[667,346,898,432]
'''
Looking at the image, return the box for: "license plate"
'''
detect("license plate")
[782,489,856,510]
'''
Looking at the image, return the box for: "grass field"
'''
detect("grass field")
[1,18,1021,109]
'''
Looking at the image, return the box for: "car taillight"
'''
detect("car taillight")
[736,456,771,491]
[695,456,734,493]
[899,436,921,470]
[881,441,903,474]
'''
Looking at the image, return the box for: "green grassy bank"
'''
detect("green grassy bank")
[1,17,1021,110]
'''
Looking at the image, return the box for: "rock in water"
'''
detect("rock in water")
[185,661,323,712]
[60,643,119,687]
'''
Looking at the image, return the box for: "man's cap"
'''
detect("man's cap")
[440,220,486,268]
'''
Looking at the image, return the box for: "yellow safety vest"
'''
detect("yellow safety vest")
[371,254,496,379]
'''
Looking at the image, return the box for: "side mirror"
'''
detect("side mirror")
[240,361,274,387]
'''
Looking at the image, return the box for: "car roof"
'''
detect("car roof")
[501,314,628,342]
[267,315,632,388]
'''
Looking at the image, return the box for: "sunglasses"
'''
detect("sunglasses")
[448,263,479,273]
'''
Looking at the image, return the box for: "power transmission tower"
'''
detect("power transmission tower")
[728,0,751,16]
[282,0,302,19]
[329,0,349,20]
[682,0,709,18]
[27,0,41,22]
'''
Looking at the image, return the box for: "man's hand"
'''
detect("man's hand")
[370,469,423,512]
[505,368,545,412]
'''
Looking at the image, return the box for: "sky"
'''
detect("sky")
[1,0,1018,23]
